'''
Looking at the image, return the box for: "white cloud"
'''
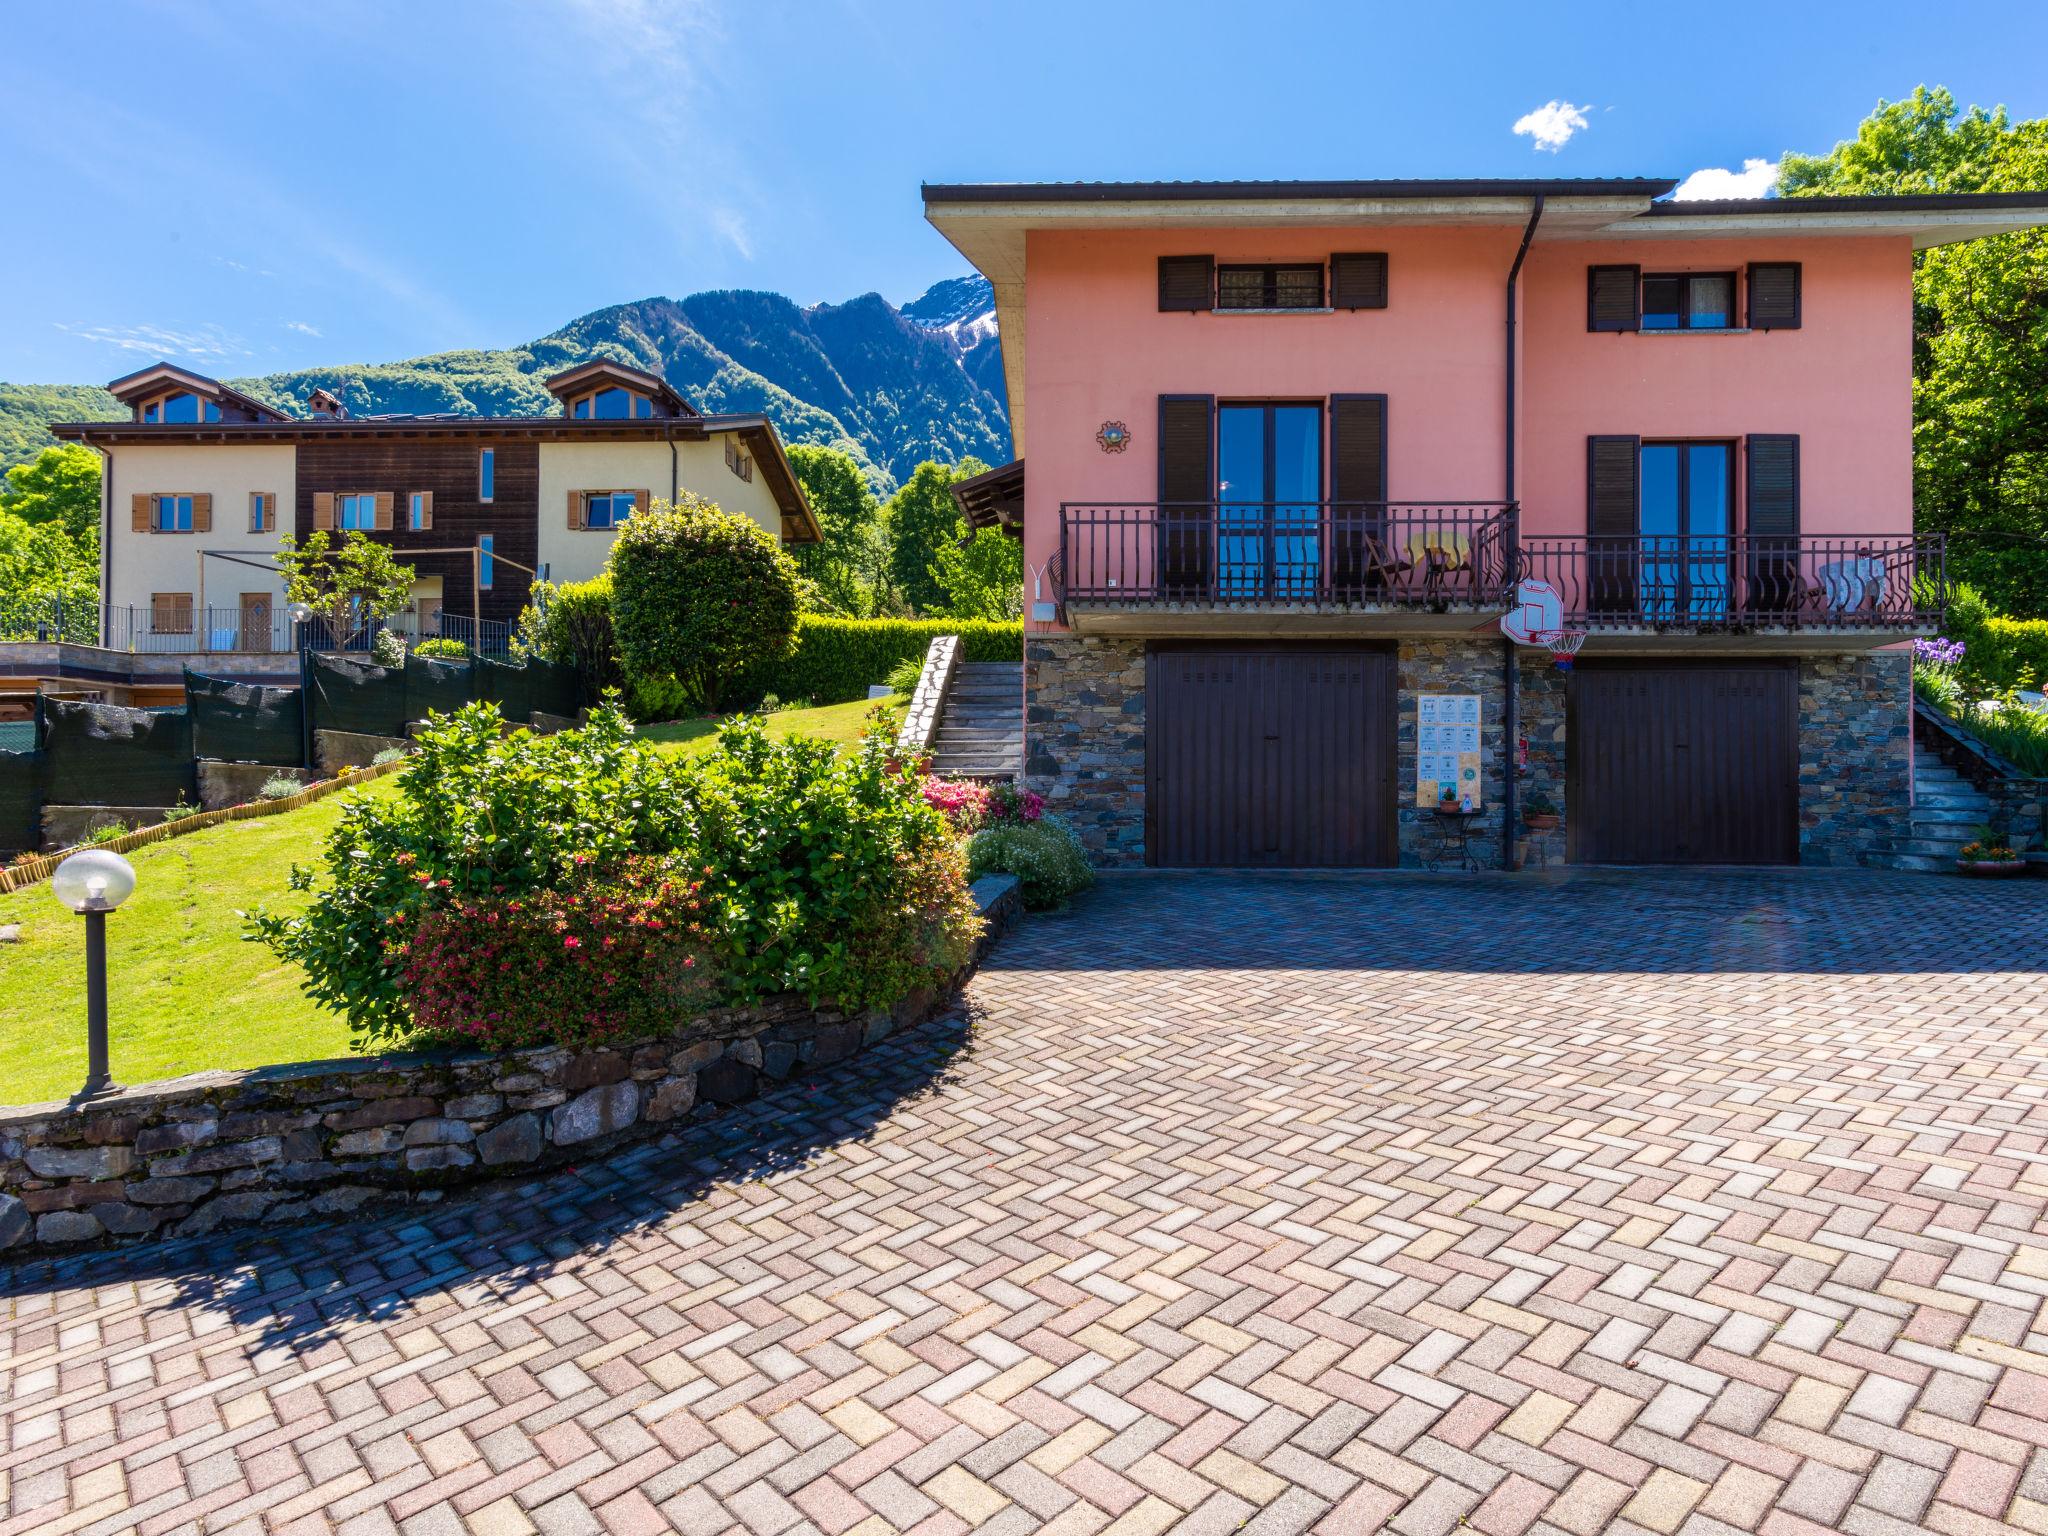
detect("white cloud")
[710,207,753,260]
[55,321,251,362]
[1512,100,1591,153]
[283,320,323,337]
[1670,158,1781,200]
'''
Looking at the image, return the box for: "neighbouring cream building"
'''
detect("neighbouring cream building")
[52,359,819,650]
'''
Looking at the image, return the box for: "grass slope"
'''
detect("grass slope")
[0,699,904,1107]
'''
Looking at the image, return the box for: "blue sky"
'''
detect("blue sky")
[4,0,2046,385]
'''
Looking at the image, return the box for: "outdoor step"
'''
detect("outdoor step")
[1875,853,1961,873]
[956,663,1022,675]
[1900,839,1980,859]
[1913,793,1993,813]
[1912,804,1995,825]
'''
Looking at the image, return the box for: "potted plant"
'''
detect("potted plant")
[1522,791,1559,832]
[1958,826,2027,877]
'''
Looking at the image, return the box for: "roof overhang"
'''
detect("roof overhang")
[951,458,1023,538]
[1629,192,2048,248]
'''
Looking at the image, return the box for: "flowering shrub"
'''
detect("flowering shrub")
[1914,637,1966,668]
[1959,839,2020,863]
[690,718,981,1006]
[921,776,1044,834]
[968,816,1093,911]
[253,702,983,1049]
[250,701,693,1045]
[401,858,719,1049]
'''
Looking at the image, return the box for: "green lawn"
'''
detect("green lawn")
[637,695,902,754]
[0,698,905,1107]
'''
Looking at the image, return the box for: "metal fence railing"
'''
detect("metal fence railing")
[0,599,516,658]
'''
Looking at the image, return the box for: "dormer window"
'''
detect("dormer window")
[571,387,655,420]
[142,391,222,424]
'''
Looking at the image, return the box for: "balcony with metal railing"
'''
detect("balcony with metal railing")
[1052,502,1517,630]
[1049,508,1944,639]
[1515,534,1944,634]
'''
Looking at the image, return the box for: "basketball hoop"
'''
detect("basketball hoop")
[1535,628,1587,669]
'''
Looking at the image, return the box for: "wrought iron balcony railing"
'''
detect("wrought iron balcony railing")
[1515,534,1945,631]
[1055,502,1517,608]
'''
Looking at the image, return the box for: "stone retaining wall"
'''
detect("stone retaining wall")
[0,875,1020,1260]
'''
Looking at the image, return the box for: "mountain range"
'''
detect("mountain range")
[0,277,1008,494]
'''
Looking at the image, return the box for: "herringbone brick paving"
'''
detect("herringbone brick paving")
[6,867,2048,1536]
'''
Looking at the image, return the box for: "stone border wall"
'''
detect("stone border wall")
[897,634,960,757]
[0,875,1020,1260]
[1024,635,1146,866]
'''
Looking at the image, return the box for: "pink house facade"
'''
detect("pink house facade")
[927,179,2048,869]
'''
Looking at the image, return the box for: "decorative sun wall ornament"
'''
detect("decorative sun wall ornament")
[1096,420,1131,454]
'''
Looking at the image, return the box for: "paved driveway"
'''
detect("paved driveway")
[6,869,2048,1536]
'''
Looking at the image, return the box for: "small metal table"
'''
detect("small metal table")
[1424,807,1486,872]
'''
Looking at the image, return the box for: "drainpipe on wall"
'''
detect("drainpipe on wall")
[669,433,679,504]
[1502,194,1544,871]
[98,445,115,649]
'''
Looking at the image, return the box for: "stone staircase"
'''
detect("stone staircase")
[1884,757,1998,872]
[929,662,1023,779]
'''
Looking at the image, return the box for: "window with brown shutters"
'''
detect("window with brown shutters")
[1586,435,1641,617]
[1747,263,1801,329]
[1745,434,1801,615]
[1587,266,1641,332]
[1157,395,1214,596]
[1215,264,1324,310]
[249,492,273,533]
[1329,395,1388,595]
[1158,255,1214,312]
[408,491,433,531]
[151,592,194,635]
[1330,253,1388,310]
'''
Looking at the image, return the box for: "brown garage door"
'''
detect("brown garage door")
[1147,644,1396,867]
[1568,662,1798,865]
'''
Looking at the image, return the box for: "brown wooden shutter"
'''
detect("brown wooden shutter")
[1329,394,1388,596]
[1157,395,1213,596]
[1158,255,1214,313]
[634,489,652,517]
[1330,253,1388,310]
[1587,266,1641,332]
[568,490,585,529]
[1746,434,1801,615]
[373,491,394,531]
[1745,435,1800,536]
[192,493,212,533]
[152,593,193,635]
[1587,435,1640,618]
[313,492,334,531]
[1747,263,1802,330]
[417,491,433,531]
[132,493,150,533]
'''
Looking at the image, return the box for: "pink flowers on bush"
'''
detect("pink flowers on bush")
[920,776,1043,833]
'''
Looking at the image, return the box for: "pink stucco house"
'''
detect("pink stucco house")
[926,178,2048,869]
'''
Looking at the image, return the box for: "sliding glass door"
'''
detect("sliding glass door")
[1217,404,1322,599]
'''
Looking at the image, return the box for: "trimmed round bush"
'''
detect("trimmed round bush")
[968,817,1093,910]
[609,492,800,713]
[412,637,471,661]
[515,574,621,700]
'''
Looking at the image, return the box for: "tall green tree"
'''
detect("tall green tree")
[931,527,1024,620]
[884,458,988,616]
[787,444,888,615]
[0,511,98,624]
[1781,88,2048,612]
[1,444,101,541]
[276,530,417,646]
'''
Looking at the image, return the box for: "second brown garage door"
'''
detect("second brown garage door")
[1147,644,1396,867]
[1568,661,1798,865]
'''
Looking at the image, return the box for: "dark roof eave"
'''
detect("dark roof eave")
[923,177,1678,204]
[1641,190,2048,216]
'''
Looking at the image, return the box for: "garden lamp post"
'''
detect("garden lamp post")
[49,848,138,1100]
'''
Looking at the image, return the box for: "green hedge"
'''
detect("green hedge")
[737,616,1022,706]
[1940,582,2048,694]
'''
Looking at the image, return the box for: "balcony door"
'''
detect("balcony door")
[1639,442,1733,621]
[1218,404,1322,600]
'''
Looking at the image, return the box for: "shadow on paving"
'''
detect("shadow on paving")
[984,866,2048,976]
[0,1013,975,1353]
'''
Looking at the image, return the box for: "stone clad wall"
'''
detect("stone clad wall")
[1395,641,1510,870]
[1024,635,1146,866]
[1799,651,1912,866]
[0,877,1019,1259]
